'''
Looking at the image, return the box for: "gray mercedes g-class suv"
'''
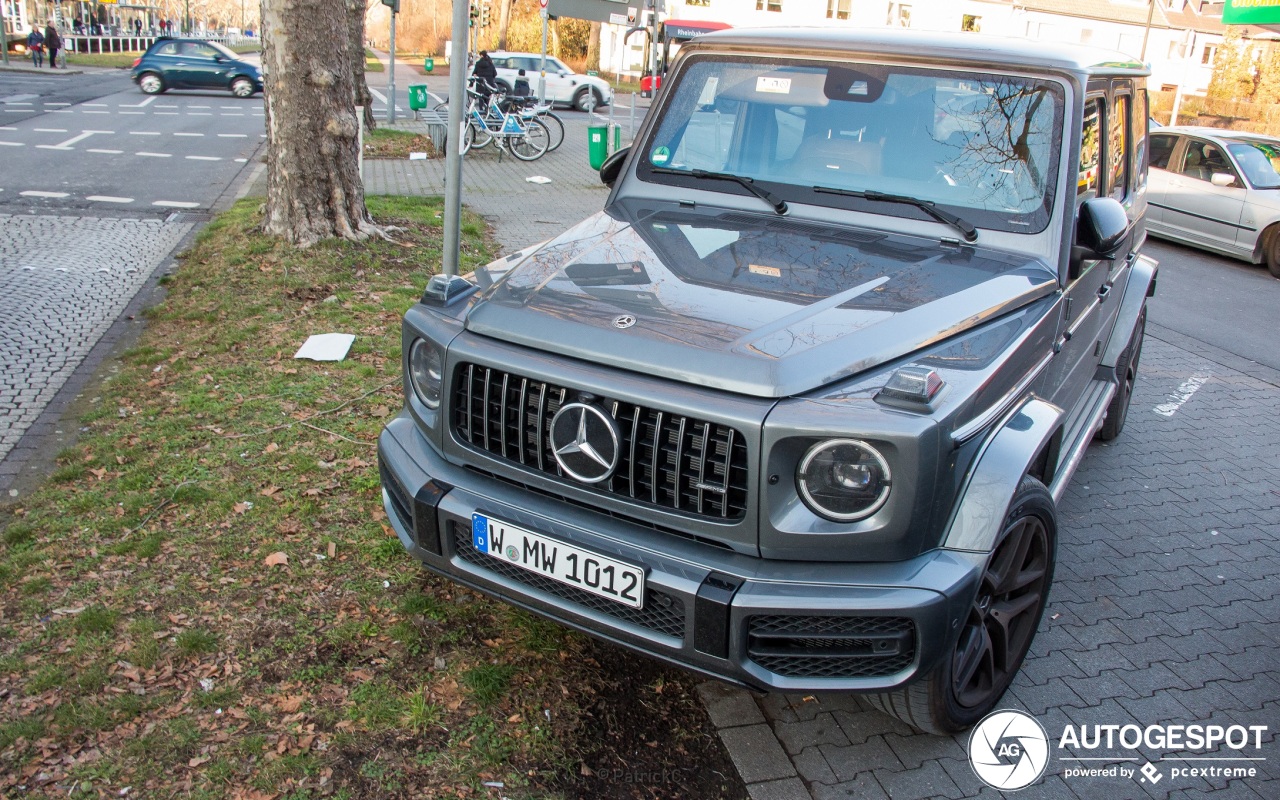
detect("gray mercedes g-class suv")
[378,28,1157,734]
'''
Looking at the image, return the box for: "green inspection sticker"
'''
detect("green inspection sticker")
[650,146,671,165]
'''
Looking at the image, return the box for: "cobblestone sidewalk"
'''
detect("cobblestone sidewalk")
[0,215,192,476]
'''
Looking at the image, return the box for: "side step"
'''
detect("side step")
[1048,379,1116,504]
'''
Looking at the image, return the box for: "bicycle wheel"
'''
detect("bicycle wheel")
[539,111,565,152]
[461,122,475,155]
[506,118,550,161]
[469,120,494,149]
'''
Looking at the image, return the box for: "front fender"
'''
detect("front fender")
[941,397,1063,553]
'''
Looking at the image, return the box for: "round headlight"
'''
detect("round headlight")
[796,439,892,522]
[409,339,443,409]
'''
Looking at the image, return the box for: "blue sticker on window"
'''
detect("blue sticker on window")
[651,146,671,165]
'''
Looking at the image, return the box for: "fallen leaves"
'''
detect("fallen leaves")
[263,552,289,567]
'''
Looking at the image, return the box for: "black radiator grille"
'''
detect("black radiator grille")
[452,524,685,639]
[452,363,749,520]
[747,615,916,679]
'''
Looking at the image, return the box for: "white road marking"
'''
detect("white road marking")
[45,102,70,107]
[36,145,73,150]
[1,95,38,103]
[120,97,158,108]
[33,128,68,132]
[87,149,124,154]
[4,102,32,106]
[188,113,212,116]
[221,113,245,117]
[174,132,204,137]
[186,155,221,161]
[234,158,247,162]
[191,105,211,109]
[53,131,102,148]
[136,152,172,157]
[119,111,144,115]
[49,110,73,114]
[1154,371,1212,417]
[21,191,69,198]
[153,200,199,208]
[86,195,133,203]
[0,141,24,147]
[157,104,179,108]
[155,112,179,115]
[0,126,15,130]
[85,103,108,108]
[220,106,240,109]
[218,133,247,137]
[130,131,161,135]
[83,111,111,115]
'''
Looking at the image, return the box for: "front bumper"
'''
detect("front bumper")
[379,414,983,693]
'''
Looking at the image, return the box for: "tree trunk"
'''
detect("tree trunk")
[348,0,375,131]
[497,0,513,51]
[261,0,379,247]
[586,21,600,73]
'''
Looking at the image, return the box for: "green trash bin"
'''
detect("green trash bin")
[588,124,609,170]
[424,57,434,72]
[408,85,428,112]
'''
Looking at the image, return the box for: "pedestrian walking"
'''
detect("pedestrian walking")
[44,22,62,69]
[27,26,44,68]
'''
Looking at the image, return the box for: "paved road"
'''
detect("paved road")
[0,68,265,489]
[1141,238,1280,373]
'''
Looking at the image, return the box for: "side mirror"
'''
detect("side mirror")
[600,146,630,188]
[1071,197,1130,277]
[1211,172,1237,187]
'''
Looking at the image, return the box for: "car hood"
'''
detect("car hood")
[467,207,1056,398]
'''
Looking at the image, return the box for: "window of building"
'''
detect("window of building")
[1168,41,1186,59]
[887,2,912,27]
[756,0,782,10]
[1202,45,1217,65]
[827,0,851,19]
[1080,28,1094,45]
[961,14,981,32]
[686,0,711,6]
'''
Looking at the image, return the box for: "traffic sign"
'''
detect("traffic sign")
[539,0,548,8]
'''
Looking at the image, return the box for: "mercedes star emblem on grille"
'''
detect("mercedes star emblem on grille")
[548,403,621,484]
[613,314,637,329]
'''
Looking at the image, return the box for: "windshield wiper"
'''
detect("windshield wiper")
[652,167,788,215]
[813,186,978,242]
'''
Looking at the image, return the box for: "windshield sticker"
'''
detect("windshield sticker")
[848,80,869,96]
[749,264,782,278]
[755,76,791,94]
[651,146,671,165]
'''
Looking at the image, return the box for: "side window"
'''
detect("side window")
[155,42,179,56]
[1078,99,1102,201]
[1150,134,1177,169]
[491,58,511,69]
[1108,95,1129,200]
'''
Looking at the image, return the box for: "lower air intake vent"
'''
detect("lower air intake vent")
[747,615,915,679]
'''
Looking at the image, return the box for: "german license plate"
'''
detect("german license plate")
[471,514,645,609]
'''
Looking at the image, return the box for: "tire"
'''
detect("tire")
[460,122,475,155]
[230,77,255,98]
[507,118,550,161]
[1096,306,1146,441]
[138,72,165,95]
[469,120,494,150]
[869,476,1056,735]
[573,88,602,113]
[1266,226,1280,279]
[538,111,565,152]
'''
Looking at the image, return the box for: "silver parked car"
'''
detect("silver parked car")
[1148,125,1280,278]
[379,28,1156,734]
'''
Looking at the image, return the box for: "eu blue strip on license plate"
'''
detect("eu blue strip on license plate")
[471,513,645,609]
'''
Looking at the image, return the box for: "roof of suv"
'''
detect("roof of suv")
[686,27,1150,78]
[1156,125,1280,143]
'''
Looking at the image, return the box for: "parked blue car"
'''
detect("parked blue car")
[131,38,262,97]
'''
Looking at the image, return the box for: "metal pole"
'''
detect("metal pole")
[649,0,658,97]
[629,91,635,140]
[388,9,396,123]
[443,0,470,277]
[1139,0,1154,61]
[538,8,548,104]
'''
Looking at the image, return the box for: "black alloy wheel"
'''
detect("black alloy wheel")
[952,505,1051,710]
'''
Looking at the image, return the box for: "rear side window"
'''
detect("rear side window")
[1149,134,1177,169]
[1078,99,1102,200]
[154,42,178,56]
[1108,95,1129,200]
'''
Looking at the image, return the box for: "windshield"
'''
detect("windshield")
[638,57,1065,234]
[1227,140,1280,189]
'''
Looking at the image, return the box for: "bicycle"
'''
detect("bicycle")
[436,79,564,154]
[459,88,551,161]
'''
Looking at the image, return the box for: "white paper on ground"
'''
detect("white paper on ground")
[409,152,428,160]
[294,333,355,362]
[525,175,552,184]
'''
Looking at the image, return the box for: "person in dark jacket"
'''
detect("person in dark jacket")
[44,22,61,68]
[27,27,44,68]
[472,50,499,106]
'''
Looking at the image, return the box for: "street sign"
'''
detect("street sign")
[1224,0,1280,25]
[539,0,548,8]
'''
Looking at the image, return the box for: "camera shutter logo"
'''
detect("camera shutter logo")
[548,403,621,484]
[968,709,1050,791]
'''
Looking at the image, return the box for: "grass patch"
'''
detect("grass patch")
[363,127,437,160]
[364,48,384,73]
[66,50,143,69]
[0,196,739,800]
